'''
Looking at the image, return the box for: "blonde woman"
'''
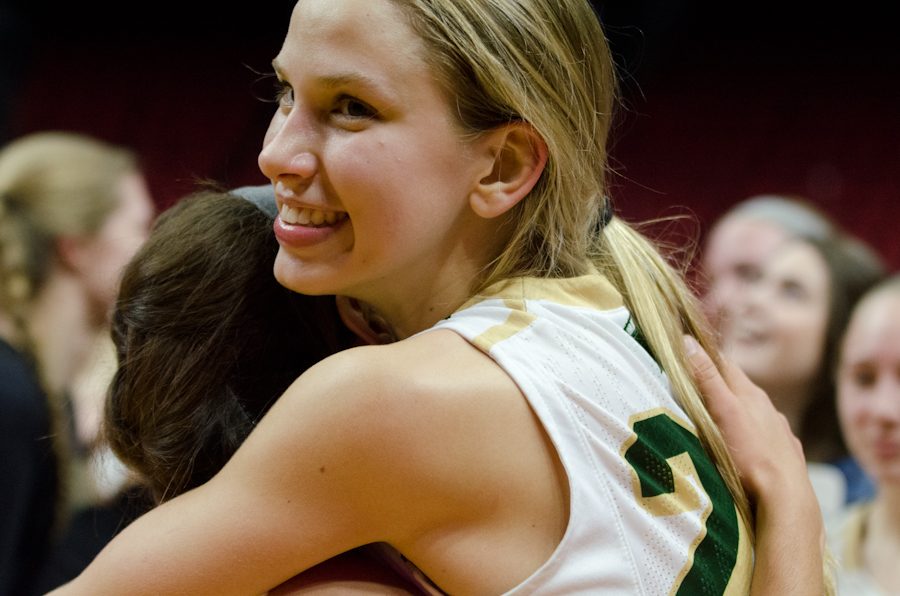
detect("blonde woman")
[54,1,827,593]
[0,131,154,595]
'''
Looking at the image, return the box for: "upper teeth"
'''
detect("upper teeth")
[280,204,346,226]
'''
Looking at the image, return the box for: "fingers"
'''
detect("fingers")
[683,335,740,417]
[684,335,769,408]
[714,354,760,399]
[684,335,727,390]
[684,335,806,459]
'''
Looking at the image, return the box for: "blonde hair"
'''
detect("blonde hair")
[394,1,834,590]
[0,131,136,349]
[0,130,137,526]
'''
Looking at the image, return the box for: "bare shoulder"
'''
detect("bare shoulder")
[88,329,564,593]
[270,328,524,470]
[253,327,540,525]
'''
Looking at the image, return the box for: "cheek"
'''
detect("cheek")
[780,309,828,353]
[90,240,131,299]
[330,140,383,188]
[837,388,874,441]
[328,139,414,231]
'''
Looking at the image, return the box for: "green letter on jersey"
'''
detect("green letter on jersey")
[624,412,739,595]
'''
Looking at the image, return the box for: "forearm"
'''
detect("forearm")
[750,485,827,596]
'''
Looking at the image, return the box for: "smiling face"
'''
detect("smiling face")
[838,288,900,486]
[720,240,831,401]
[258,0,498,329]
[702,215,792,332]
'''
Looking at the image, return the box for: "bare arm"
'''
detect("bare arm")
[684,336,829,596]
[47,332,526,595]
[48,347,438,595]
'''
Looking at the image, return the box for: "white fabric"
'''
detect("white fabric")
[429,275,753,595]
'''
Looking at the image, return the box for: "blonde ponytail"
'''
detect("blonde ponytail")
[594,217,752,533]
[596,217,836,594]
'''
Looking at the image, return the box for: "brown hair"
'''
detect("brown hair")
[801,234,886,461]
[106,191,355,502]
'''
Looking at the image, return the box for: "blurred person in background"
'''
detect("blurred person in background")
[701,194,834,333]
[0,131,154,595]
[828,275,900,595]
[717,232,885,515]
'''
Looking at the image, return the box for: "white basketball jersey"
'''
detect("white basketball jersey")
[429,274,753,595]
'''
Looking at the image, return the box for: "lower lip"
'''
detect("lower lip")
[273,216,347,248]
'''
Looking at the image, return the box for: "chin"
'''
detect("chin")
[273,254,341,297]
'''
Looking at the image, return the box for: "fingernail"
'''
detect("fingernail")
[683,335,700,355]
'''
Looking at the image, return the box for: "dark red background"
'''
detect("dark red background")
[3,1,898,269]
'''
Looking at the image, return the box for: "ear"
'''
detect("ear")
[470,123,548,219]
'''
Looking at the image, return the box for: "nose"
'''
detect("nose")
[733,276,769,317]
[258,108,320,183]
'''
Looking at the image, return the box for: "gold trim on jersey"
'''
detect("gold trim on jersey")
[461,274,623,353]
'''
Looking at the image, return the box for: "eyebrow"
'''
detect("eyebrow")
[271,59,389,96]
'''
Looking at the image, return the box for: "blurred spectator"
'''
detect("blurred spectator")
[717,232,885,514]
[0,131,154,595]
[828,276,900,594]
[701,194,834,333]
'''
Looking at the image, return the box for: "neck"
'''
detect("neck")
[351,223,507,340]
[25,268,97,396]
[871,488,900,535]
[863,490,900,591]
[356,273,472,340]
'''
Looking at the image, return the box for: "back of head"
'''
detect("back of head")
[107,190,355,503]
[395,0,617,284]
[0,131,137,350]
